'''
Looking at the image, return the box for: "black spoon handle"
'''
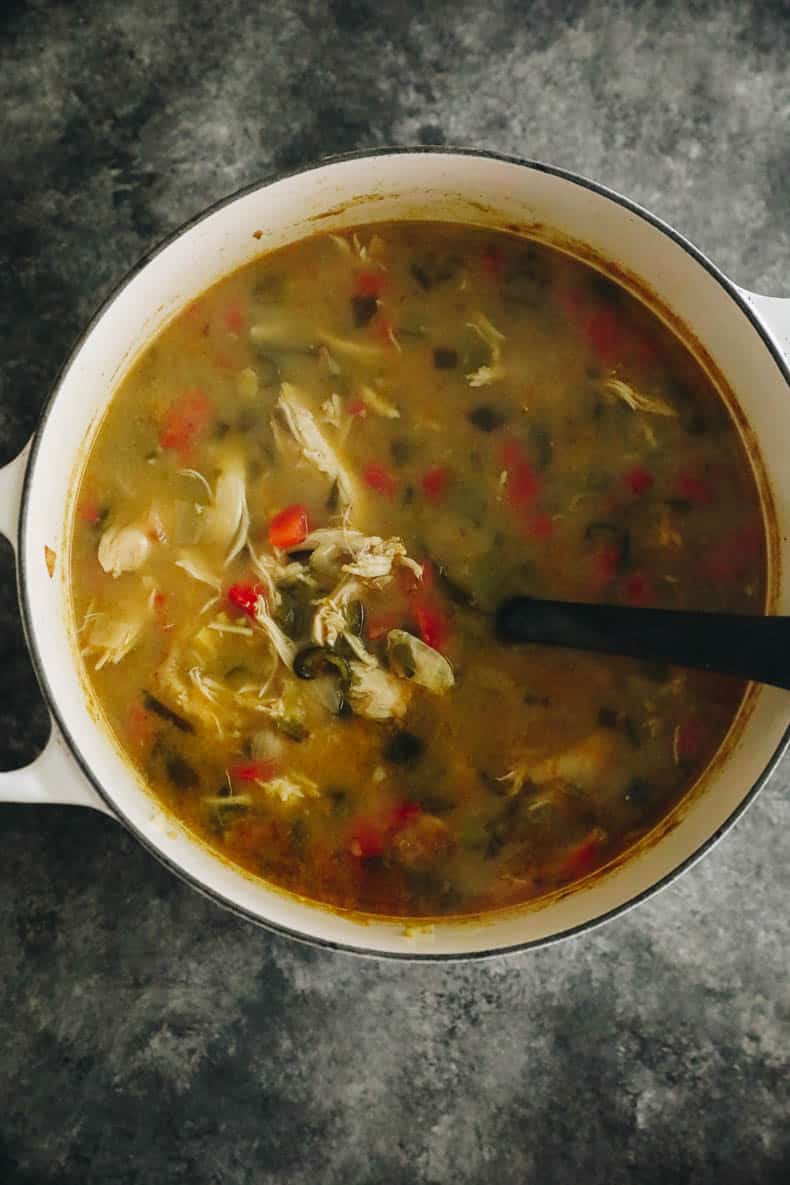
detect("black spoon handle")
[496,597,790,691]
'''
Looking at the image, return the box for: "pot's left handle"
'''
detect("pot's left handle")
[0,442,114,815]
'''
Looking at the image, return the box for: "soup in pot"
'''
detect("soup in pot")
[70,222,765,917]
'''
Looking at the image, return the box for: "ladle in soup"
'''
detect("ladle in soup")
[496,597,790,691]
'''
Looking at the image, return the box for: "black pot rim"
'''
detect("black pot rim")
[16,146,790,961]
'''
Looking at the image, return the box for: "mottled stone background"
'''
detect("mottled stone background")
[1,1,789,1182]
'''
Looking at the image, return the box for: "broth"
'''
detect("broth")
[70,222,765,917]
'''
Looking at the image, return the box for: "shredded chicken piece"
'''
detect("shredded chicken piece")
[84,611,146,670]
[296,527,421,586]
[604,378,677,418]
[348,661,412,720]
[247,541,314,612]
[320,393,344,428]
[640,420,659,448]
[265,773,319,807]
[236,367,259,399]
[187,668,225,734]
[204,793,253,809]
[252,597,297,669]
[517,730,621,789]
[359,385,400,419]
[207,620,254,637]
[328,233,353,256]
[343,536,422,582]
[312,576,364,648]
[276,384,355,506]
[175,550,222,590]
[657,511,683,549]
[156,647,229,735]
[98,524,151,577]
[202,451,250,565]
[177,468,213,499]
[318,345,342,376]
[465,312,507,387]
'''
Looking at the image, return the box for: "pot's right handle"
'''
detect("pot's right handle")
[739,290,790,363]
[0,442,114,815]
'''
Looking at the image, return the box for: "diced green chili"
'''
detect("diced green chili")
[468,405,506,433]
[351,294,378,327]
[165,754,199,790]
[143,693,195,734]
[433,347,458,370]
[346,600,365,637]
[293,646,351,687]
[253,355,281,387]
[383,731,425,765]
[409,254,460,290]
[326,478,340,513]
[503,248,550,306]
[624,777,655,807]
[254,274,286,303]
[390,438,413,467]
[275,718,309,742]
[622,716,641,748]
[528,421,553,471]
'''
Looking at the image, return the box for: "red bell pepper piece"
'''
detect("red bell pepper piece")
[675,720,708,763]
[624,465,654,495]
[421,466,451,503]
[526,512,553,539]
[227,583,264,618]
[160,389,213,460]
[624,573,651,605]
[592,545,621,591]
[268,504,309,550]
[481,245,505,279]
[374,313,397,346]
[364,463,397,497]
[501,440,541,510]
[415,604,449,652]
[229,759,278,783]
[349,819,385,860]
[583,308,621,365]
[702,523,761,583]
[562,833,603,878]
[350,801,422,860]
[126,704,153,749]
[222,301,245,334]
[676,471,713,505]
[387,801,423,830]
[353,271,385,298]
[77,495,101,525]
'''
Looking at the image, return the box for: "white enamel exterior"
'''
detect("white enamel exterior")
[2,152,789,957]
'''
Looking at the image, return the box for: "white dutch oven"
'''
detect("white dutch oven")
[1,150,788,958]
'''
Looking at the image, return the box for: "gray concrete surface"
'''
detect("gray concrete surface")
[1,1,789,1181]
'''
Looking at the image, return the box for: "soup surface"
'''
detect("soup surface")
[71,222,765,917]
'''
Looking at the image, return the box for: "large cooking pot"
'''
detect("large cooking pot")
[1,150,788,958]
